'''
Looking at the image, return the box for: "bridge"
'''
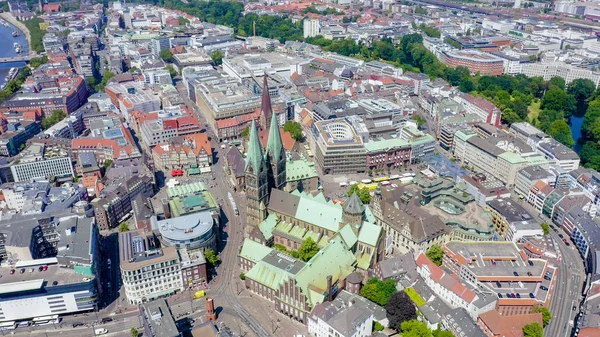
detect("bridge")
[0,55,35,64]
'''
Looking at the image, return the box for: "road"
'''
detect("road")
[534,213,585,337]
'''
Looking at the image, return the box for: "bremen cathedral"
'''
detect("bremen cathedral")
[244,75,287,232]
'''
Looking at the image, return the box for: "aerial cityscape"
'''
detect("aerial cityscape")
[0,0,599,336]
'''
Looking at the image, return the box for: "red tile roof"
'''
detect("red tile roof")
[478,310,543,337]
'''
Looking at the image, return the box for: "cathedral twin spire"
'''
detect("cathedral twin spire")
[245,74,284,174]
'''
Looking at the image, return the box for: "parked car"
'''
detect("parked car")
[540,286,548,291]
[95,328,108,335]
[72,323,84,328]
[513,271,519,276]
[529,293,535,298]
[101,318,113,324]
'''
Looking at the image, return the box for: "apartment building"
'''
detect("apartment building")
[441,50,504,76]
[119,230,183,305]
[105,82,161,120]
[416,253,497,320]
[536,139,580,172]
[443,241,553,316]
[453,94,502,127]
[92,175,154,230]
[141,116,201,147]
[486,198,542,241]
[151,133,212,171]
[460,135,548,185]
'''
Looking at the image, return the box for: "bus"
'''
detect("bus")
[0,321,16,330]
[373,176,390,183]
[389,174,401,180]
[361,179,372,184]
[358,183,379,191]
[380,181,391,186]
[32,315,60,326]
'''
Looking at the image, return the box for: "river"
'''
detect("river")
[0,18,29,88]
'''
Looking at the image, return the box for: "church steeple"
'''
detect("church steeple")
[266,112,283,164]
[245,119,269,228]
[245,119,264,173]
[265,112,286,190]
[261,74,273,123]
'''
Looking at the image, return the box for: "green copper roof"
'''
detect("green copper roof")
[167,182,206,198]
[285,155,318,182]
[245,120,265,172]
[357,221,382,247]
[239,239,272,263]
[498,151,526,164]
[258,213,279,241]
[338,224,358,248]
[265,112,284,163]
[295,196,342,233]
[364,137,410,153]
[294,236,356,307]
[356,249,375,270]
[245,260,294,290]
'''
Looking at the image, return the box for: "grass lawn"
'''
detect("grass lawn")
[528,100,541,122]
[404,287,426,307]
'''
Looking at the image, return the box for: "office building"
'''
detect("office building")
[119,230,183,305]
[311,119,366,175]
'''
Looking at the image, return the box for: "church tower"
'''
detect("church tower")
[265,112,286,191]
[259,74,273,130]
[245,120,269,228]
[343,192,365,233]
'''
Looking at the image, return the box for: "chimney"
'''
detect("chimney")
[327,275,333,302]
[205,297,217,321]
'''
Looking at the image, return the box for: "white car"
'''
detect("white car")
[95,328,108,335]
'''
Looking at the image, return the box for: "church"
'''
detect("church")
[239,75,386,323]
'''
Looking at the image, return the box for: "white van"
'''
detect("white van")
[339,182,348,187]
[95,328,108,335]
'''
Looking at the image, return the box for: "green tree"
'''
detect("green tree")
[160,49,173,62]
[95,70,115,92]
[241,126,250,139]
[373,321,384,331]
[401,320,432,337]
[522,322,543,337]
[119,222,129,232]
[540,222,550,235]
[283,121,303,141]
[297,237,319,261]
[41,110,67,130]
[210,50,223,66]
[549,76,566,90]
[29,55,48,68]
[165,65,177,79]
[131,327,139,337]
[239,273,246,280]
[178,16,190,26]
[86,76,97,89]
[360,277,397,306]
[433,328,456,337]
[547,120,574,147]
[347,184,371,204]
[414,6,428,14]
[103,159,113,169]
[567,78,596,103]
[412,114,426,128]
[426,245,444,266]
[204,249,219,267]
[532,305,551,326]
